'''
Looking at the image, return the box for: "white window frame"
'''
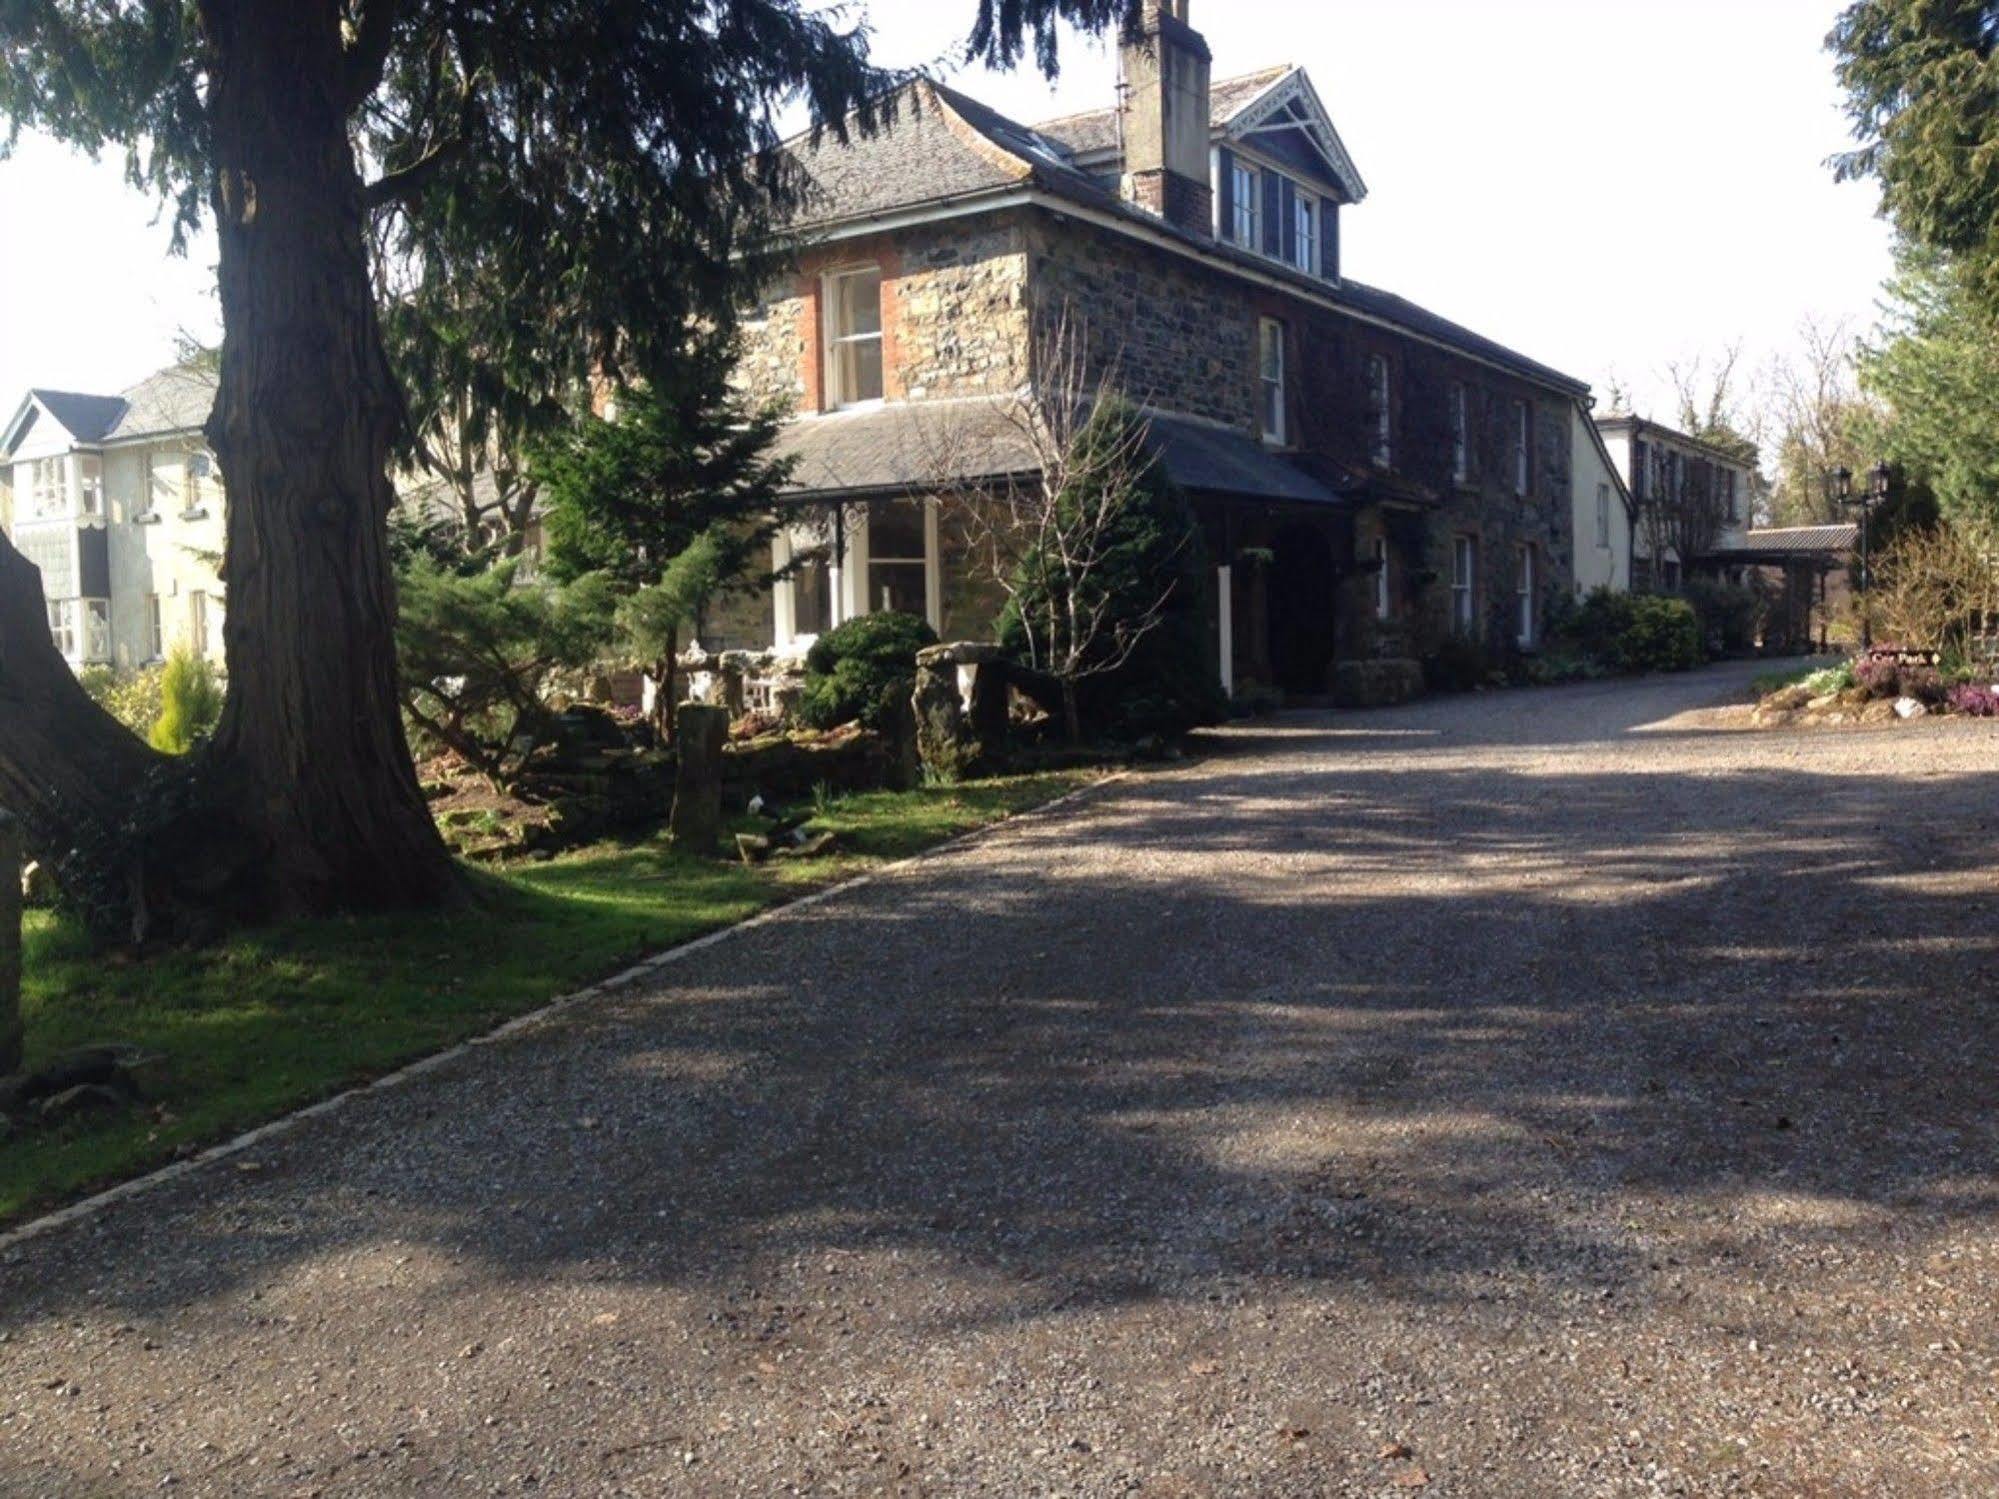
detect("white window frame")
[1515,544,1536,648]
[145,593,165,661]
[1449,383,1470,485]
[1596,483,1612,549]
[46,597,77,659]
[1258,318,1287,446]
[1292,191,1317,273]
[83,598,111,664]
[774,521,840,651]
[189,590,210,659]
[1452,534,1478,636]
[1367,354,1392,469]
[1513,401,1531,497]
[822,265,885,411]
[29,457,67,519]
[1231,160,1260,248]
[78,455,103,520]
[1374,534,1390,621]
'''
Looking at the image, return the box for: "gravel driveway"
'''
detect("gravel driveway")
[3,662,1998,1497]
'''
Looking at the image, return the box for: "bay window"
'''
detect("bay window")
[29,457,66,518]
[865,499,929,618]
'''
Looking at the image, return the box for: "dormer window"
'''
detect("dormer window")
[823,266,884,409]
[1292,193,1317,273]
[1230,160,1259,249]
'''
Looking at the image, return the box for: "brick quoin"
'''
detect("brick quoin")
[793,236,904,412]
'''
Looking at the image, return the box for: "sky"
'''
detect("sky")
[0,0,1894,431]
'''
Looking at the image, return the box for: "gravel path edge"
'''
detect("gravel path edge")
[0,769,1128,1255]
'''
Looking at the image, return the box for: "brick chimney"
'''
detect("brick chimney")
[1118,0,1213,235]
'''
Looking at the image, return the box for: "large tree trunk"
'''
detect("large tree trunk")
[201,0,461,917]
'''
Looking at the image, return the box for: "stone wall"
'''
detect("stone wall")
[1026,217,1256,430]
[735,216,1031,417]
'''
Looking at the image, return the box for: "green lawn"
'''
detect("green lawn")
[3,772,1096,1226]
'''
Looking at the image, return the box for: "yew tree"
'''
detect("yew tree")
[0,0,1137,940]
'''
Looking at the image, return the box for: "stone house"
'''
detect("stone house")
[0,367,227,673]
[726,0,1595,699]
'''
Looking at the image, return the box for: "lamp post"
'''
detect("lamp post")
[1825,463,1888,650]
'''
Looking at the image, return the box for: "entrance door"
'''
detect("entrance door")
[1268,521,1338,696]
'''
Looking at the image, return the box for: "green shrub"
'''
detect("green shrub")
[1423,635,1494,693]
[148,649,224,754]
[798,611,937,733]
[1555,588,1703,675]
[1682,578,1764,655]
[81,663,169,738]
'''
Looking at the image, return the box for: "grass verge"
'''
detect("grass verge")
[3,770,1096,1227]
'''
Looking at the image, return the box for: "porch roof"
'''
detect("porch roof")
[1704,524,1858,564]
[770,399,1344,508]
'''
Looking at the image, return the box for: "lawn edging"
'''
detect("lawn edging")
[0,771,1125,1254]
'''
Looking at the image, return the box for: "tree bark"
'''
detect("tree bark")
[200,0,461,917]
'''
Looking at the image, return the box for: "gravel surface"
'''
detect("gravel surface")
[3,660,1998,1497]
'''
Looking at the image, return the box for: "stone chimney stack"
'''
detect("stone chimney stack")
[1118,0,1214,235]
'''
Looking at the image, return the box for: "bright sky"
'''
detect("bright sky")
[0,0,1892,429]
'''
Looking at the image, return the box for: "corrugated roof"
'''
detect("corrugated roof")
[1718,525,1859,556]
[769,397,1340,508]
[27,389,127,443]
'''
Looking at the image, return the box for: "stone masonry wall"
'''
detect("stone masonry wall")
[736,216,1031,417]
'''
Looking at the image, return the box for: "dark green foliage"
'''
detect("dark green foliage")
[1422,636,1496,693]
[535,340,792,593]
[799,612,938,733]
[395,557,615,785]
[1681,578,1765,656]
[1831,2,1999,318]
[998,401,1225,739]
[1556,589,1705,675]
[1859,249,1999,531]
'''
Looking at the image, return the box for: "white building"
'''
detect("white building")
[1593,415,1756,592]
[1571,402,1635,596]
[0,365,225,672]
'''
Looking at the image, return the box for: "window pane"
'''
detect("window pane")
[793,550,832,638]
[868,560,927,618]
[832,269,882,338]
[836,336,884,404]
[867,500,925,561]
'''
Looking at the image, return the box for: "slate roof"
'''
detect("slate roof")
[105,364,217,441]
[1033,65,1292,157]
[770,77,1588,399]
[26,389,127,443]
[768,396,1340,507]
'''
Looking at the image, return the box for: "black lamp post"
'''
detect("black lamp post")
[1825,463,1889,649]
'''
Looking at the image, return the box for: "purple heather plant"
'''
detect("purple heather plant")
[1947,683,1999,717]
